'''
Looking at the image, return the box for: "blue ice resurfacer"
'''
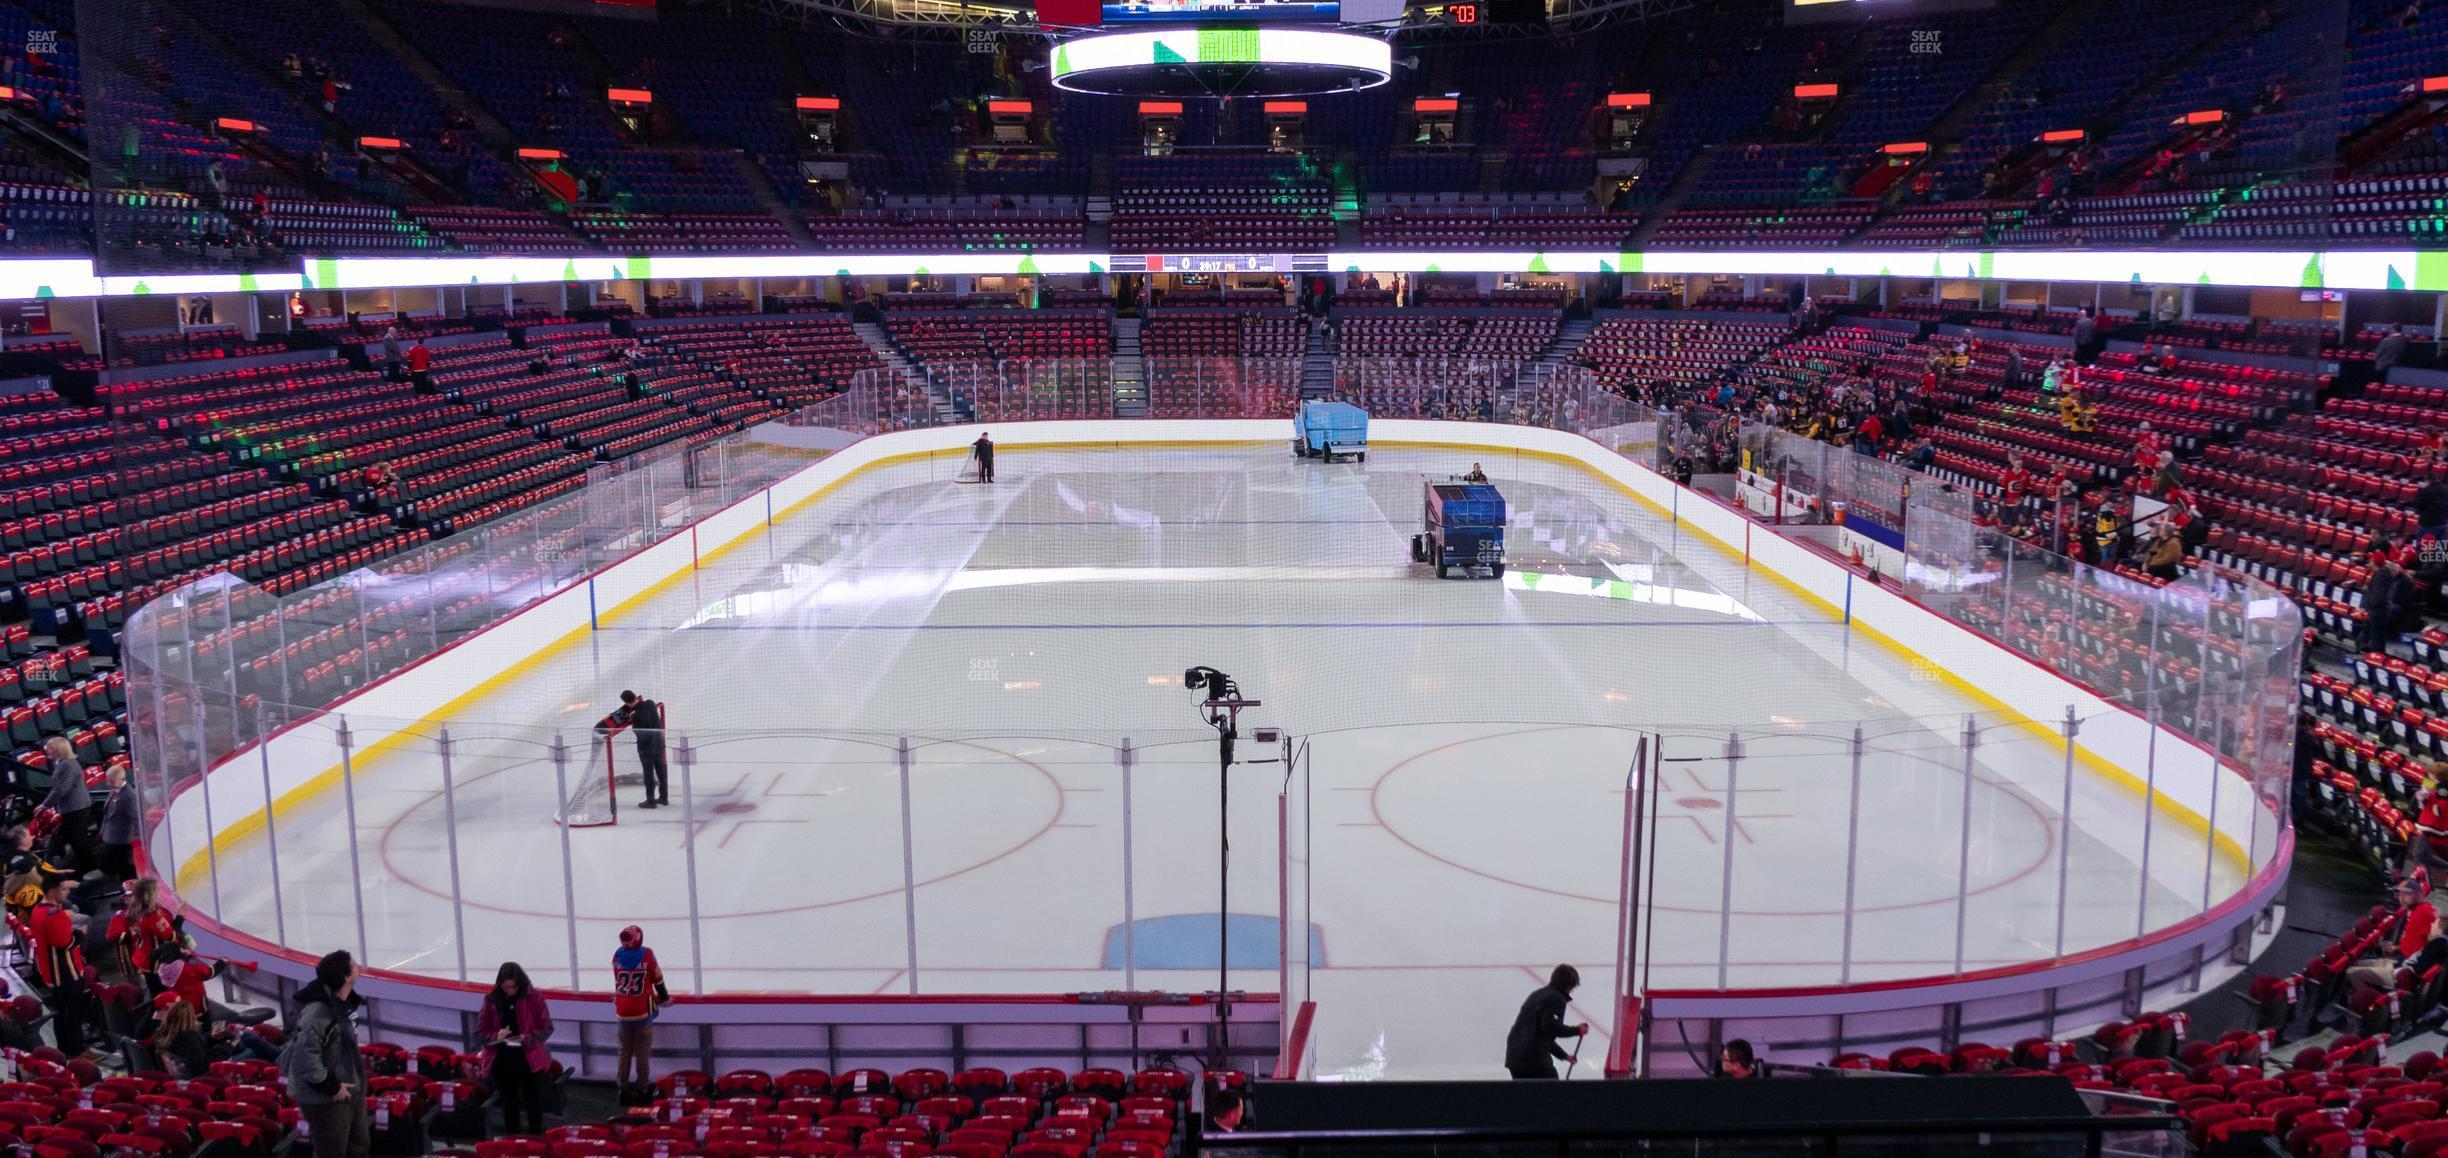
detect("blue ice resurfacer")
[1412,480,1506,578]
[1293,400,1369,463]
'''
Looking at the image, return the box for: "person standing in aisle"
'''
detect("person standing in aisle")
[39,738,95,873]
[611,926,669,1104]
[97,764,140,882]
[476,962,554,1136]
[600,691,668,809]
[2377,325,2411,378]
[282,951,370,1158]
[1503,964,1589,1079]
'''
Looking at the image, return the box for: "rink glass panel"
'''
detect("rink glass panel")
[122,373,2295,1073]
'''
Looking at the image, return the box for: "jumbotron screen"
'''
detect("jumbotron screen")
[1099,0,1340,22]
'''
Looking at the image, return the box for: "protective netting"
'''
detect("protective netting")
[123,368,2297,1081]
[554,727,632,829]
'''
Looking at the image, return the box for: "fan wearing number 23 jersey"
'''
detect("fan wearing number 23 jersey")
[613,942,669,1022]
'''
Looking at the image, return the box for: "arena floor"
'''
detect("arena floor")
[204,443,2240,1080]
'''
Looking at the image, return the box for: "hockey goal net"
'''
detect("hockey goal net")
[556,716,663,828]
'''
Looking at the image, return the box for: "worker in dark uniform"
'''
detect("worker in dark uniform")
[972,432,996,483]
[1504,964,1588,1079]
[599,691,669,809]
[1461,463,1489,483]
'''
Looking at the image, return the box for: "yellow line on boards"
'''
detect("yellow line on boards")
[173,428,2254,895]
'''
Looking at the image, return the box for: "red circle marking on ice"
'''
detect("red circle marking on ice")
[1366,723,2058,917]
[372,735,1066,922]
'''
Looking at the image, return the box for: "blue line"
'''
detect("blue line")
[588,579,598,631]
[599,619,1835,632]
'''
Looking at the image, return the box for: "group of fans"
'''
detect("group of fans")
[1651,320,2217,585]
[1,816,268,1075]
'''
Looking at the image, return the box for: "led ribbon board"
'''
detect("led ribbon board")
[1050,28,1392,95]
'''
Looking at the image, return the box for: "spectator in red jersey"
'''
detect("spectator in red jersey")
[31,873,102,1057]
[1852,410,1883,456]
[476,962,555,1135]
[2405,772,2448,883]
[612,926,669,1104]
[2130,423,2163,475]
[1998,452,2035,511]
[361,462,398,503]
[110,876,179,978]
[407,338,433,391]
[155,943,221,1020]
[2344,879,2438,995]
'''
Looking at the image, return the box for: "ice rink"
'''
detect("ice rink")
[202,443,2240,1080]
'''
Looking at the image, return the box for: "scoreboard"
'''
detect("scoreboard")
[1441,0,1544,24]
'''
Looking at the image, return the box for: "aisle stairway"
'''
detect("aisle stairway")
[1112,316,1147,416]
[851,320,951,417]
[1302,319,1336,399]
[1538,317,1595,369]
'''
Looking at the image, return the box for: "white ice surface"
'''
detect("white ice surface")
[202,445,2239,1079]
